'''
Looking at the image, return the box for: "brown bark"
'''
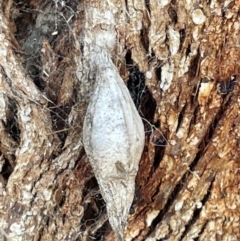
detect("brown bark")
[0,0,240,240]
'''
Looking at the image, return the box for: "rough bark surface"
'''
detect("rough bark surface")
[0,0,240,241]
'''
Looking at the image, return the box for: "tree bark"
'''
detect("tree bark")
[0,0,240,240]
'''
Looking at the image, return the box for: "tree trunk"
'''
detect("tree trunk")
[0,0,240,240]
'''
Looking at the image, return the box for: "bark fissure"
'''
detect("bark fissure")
[180,177,215,240]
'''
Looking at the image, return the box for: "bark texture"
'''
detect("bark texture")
[0,0,240,241]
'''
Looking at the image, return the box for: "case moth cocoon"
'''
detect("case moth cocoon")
[83,59,145,240]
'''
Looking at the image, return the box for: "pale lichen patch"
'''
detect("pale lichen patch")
[9,223,24,236]
[191,9,206,25]
[159,0,171,8]
[168,26,180,55]
[146,210,159,227]
[198,82,214,106]
[175,200,184,211]
[146,71,152,79]
[160,62,174,91]
[188,136,199,146]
